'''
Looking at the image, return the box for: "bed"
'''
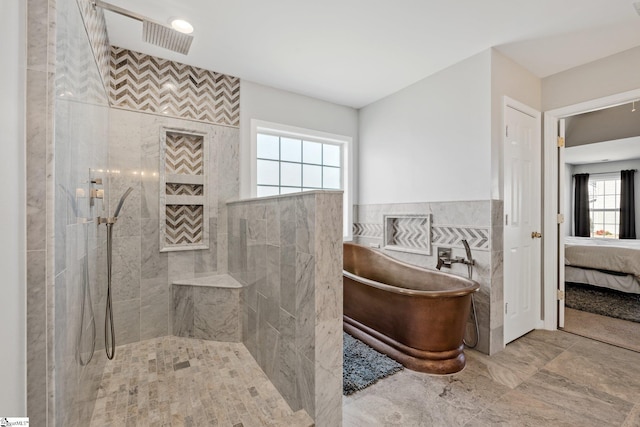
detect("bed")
[564,236,640,294]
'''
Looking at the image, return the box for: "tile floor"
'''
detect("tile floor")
[90,330,640,426]
[343,330,640,426]
[89,336,312,427]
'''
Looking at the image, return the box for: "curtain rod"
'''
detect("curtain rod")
[573,169,637,177]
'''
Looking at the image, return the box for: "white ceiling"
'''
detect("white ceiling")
[565,136,640,164]
[102,0,640,108]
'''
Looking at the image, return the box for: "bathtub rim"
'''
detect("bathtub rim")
[343,270,479,298]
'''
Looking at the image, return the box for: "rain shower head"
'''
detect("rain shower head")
[93,0,193,55]
[142,20,193,55]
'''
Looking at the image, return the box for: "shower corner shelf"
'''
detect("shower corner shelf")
[382,214,432,256]
[159,127,210,252]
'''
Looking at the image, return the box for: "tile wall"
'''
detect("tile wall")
[106,108,239,344]
[228,191,344,427]
[353,200,504,355]
[25,0,56,422]
[25,0,113,424]
[54,0,112,424]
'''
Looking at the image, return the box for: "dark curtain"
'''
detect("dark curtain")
[619,169,636,239]
[574,173,590,237]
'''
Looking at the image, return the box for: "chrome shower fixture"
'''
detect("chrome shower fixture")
[99,186,134,360]
[113,186,133,218]
[92,0,194,55]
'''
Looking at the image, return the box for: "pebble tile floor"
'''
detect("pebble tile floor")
[89,336,312,427]
[90,330,640,426]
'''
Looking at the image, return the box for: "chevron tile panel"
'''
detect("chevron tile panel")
[166,183,204,196]
[352,223,383,238]
[389,217,430,250]
[165,132,204,175]
[109,46,240,127]
[431,226,490,251]
[166,205,204,245]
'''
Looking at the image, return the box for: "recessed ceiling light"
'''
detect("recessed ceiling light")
[171,19,194,34]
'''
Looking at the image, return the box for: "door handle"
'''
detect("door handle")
[531,231,542,239]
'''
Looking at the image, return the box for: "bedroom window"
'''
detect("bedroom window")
[588,176,621,238]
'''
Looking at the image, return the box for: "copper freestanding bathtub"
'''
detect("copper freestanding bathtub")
[343,242,480,375]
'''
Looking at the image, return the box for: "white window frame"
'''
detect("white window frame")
[251,119,353,240]
[588,173,621,238]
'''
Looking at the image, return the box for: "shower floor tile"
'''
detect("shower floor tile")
[89,336,311,427]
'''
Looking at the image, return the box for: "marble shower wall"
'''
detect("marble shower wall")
[54,0,111,425]
[26,0,57,423]
[106,109,239,345]
[228,191,343,427]
[26,0,112,424]
[353,201,504,355]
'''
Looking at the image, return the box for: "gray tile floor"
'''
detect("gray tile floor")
[89,336,312,427]
[90,330,640,426]
[343,330,640,426]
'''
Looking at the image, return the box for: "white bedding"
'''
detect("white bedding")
[565,265,640,294]
[564,236,640,293]
[565,236,640,249]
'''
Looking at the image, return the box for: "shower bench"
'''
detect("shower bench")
[171,274,245,342]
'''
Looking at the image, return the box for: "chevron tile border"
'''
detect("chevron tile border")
[353,223,490,251]
[431,226,490,251]
[166,205,204,246]
[352,223,383,237]
[109,46,240,127]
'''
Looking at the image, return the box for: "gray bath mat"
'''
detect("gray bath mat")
[343,332,403,396]
[565,282,640,323]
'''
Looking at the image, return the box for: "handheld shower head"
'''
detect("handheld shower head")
[113,187,133,218]
[462,239,473,263]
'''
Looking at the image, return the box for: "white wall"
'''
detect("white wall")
[570,159,640,238]
[0,0,27,416]
[491,49,542,200]
[542,46,640,111]
[239,80,359,201]
[358,50,492,204]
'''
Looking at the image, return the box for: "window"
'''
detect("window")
[251,120,352,239]
[256,134,342,196]
[588,175,621,238]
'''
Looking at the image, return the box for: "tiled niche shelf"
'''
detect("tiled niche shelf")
[383,214,432,255]
[160,128,210,252]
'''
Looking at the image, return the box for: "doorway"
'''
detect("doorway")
[542,88,640,351]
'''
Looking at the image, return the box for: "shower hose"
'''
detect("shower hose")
[105,222,116,360]
[464,261,480,349]
[77,222,96,366]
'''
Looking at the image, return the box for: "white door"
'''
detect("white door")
[557,119,566,328]
[504,104,541,344]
